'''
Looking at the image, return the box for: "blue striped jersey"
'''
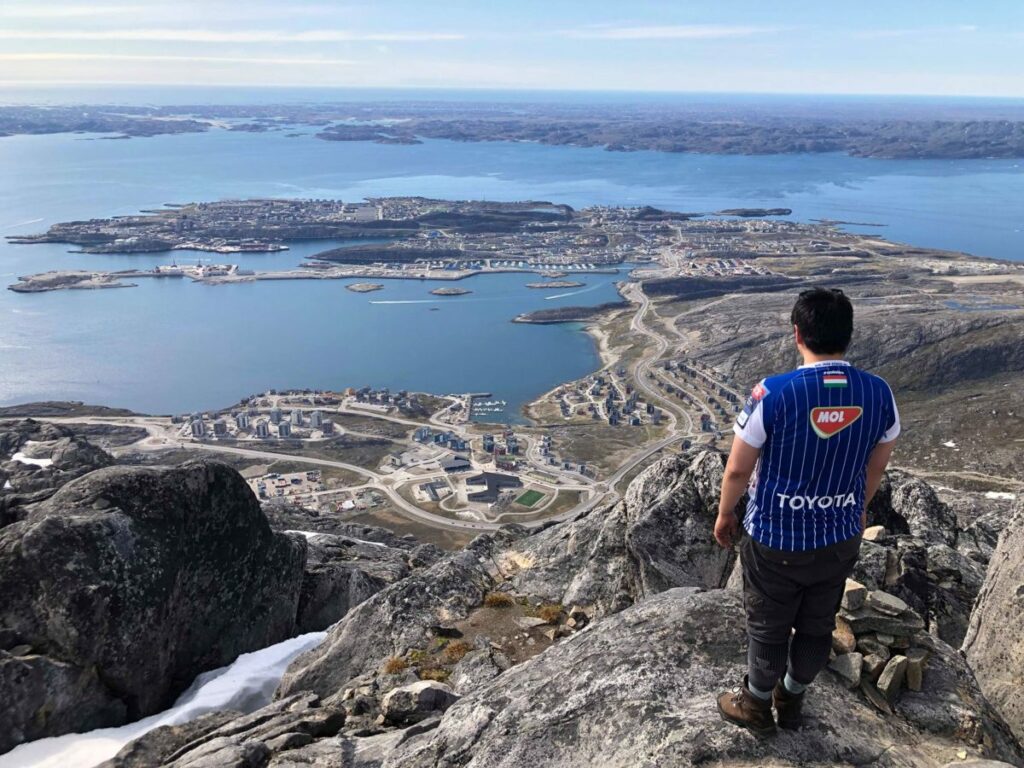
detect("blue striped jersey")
[733,360,899,552]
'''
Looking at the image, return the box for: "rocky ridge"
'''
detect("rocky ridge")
[0,451,435,754]
[94,451,1023,767]
[964,498,1024,745]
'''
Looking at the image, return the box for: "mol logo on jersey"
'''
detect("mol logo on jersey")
[810,406,863,438]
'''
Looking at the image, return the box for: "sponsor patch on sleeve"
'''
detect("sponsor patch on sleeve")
[735,380,768,429]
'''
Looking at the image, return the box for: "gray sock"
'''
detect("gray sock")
[783,672,807,695]
[747,680,773,700]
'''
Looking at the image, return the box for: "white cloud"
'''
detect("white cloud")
[0,52,356,65]
[0,4,141,18]
[560,24,780,40]
[854,25,980,39]
[0,28,464,42]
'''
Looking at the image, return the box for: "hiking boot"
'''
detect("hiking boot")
[772,680,805,730]
[717,676,776,737]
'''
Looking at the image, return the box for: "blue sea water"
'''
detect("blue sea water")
[0,127,1022,416]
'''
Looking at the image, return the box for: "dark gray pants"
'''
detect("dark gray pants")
[741,534,861,689]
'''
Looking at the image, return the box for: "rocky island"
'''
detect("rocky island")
[715,207,793,217]
[345,283,384,293]
[429,286,471,296]
[5,99,1024,159]
[525,280,584,288]
[7,270,139,293]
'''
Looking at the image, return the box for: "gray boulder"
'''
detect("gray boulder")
[0,420,115,520]
[385,588,1023,768]
[505,451,734,614]
[0,460,306,752]
[868,470,957,545]
[963,498,1024,744]
[293,531,415,633]
[381,680,460,725]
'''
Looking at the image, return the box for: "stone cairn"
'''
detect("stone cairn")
[829,532,929,713]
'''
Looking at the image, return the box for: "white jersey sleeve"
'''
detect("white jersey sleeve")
[879,386,901,443]
[734,379,769,449]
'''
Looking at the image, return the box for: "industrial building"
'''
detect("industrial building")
[465,472,523,503]
[440,455,472,473]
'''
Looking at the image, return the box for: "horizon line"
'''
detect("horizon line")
[2,81,1024,102]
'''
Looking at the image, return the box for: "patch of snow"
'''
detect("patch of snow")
[2,480,12,491]
[10,442,53,468]
[941,440,957,448]
[284,529,324,540]
[984,491,1017,501]
[284,529,387,547]
[0,631,326,768]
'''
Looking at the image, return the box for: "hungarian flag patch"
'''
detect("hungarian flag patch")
[810,406,863,438]
[823,372,848,388]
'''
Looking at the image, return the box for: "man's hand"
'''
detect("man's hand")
[716,435,759,549]
[714,509,740,549]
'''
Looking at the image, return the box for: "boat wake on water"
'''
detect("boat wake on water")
[545,282,606,300]
[370,299,443,305]
[0,218,44,231]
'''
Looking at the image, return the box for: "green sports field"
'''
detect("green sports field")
[515,490,545,507]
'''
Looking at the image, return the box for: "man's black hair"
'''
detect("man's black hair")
[791,288,853,354]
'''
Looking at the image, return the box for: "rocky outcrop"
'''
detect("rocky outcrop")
[277,529,522,703]
[859,471,994,646]
[504,451,733,614]
[0,460,306,753]
[293,532,420,633]
[1,419,115,525]
[96,453,1023,768]
[386,588,1023,768]
[963,499,1024,744]
[381,681,460,726]
[101,693,344,768]
[264,501,432,549]
[99,710,242,768]
[277,451,733,708]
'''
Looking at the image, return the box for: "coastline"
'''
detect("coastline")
[520,302,628,423]
[8,266,625,294]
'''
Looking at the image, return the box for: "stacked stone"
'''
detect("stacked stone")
[828,576,930,713]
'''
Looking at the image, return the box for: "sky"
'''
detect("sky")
[0,1,1022,97]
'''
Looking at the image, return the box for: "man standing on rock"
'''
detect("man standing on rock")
[713,287,900,736]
